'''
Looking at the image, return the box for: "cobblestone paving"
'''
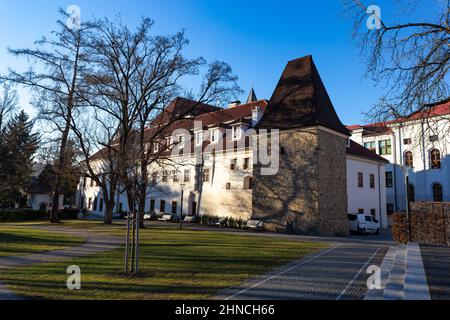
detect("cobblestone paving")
[420,244,450,300]
[217,244,388,300]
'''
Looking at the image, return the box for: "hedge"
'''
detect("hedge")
[0,209,48,222]
[0,208,80,222]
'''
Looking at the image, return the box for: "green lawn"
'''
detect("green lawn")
[0,221,329,300]
[0,225,85,258]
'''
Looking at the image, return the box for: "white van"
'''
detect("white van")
[347,213,380,235]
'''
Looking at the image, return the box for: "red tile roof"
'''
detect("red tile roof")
[89,99,268,161]
[346,140,389,163]
[347,101,450,136]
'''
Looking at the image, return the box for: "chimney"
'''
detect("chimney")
[228,100,241,108]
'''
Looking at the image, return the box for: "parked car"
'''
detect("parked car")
[347,213,380,235]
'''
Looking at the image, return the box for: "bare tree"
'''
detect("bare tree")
[0,83,18,137]
[70,110,121,224]
[343,0,450,123]
[1,9,89,223]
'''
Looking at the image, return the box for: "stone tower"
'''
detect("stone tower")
[252,56,350,236]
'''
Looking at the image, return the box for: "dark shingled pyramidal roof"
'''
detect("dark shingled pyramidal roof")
[256,55,349,136]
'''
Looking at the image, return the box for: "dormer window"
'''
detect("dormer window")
[210,129,219,144]
[195,132,204,146]
[166,137,173,149]
[177,135,186,149]
[232,126,241,140]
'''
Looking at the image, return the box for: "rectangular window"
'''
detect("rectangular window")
[385,171,393,188]
[210,130,219,143]
[243,158,250,170]
[364,141,376,153]
[226,182,231,190]
[172,201,177,214]
[357,172,364,188]
[430,135,438,142]
[153,143,159,154]
[203,167,210,182]
[195,132,204,145]
[404,138,412,145]
[150,199,155,212]
[93,197,98,211]
[162,170,168,183]
[378,140,392,155]
[90,178,94,187]
[173,170,179,182]
[358,208,364,214]
[166,137,173,149]
[230,159,237,170]
[232,126,241,140]
[99,199,104,212]
[184,169,191,183]
[118,203,123,212]
[370,209,376,218]
[160,200,166,213]
[178,135,186,149]
[370,174,375,189]
[387,203,394,215]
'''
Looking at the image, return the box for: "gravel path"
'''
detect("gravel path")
[0,225,122,300]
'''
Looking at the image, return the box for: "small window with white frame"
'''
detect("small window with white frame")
[166,137,173,149]
[210,129,219,144]
[177,135,186,149]
[195,131,204,146]
[232,125,241,140]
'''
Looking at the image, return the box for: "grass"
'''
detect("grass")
[0,221,329,300]
[0,225,85,258]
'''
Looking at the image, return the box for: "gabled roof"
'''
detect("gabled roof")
[347,101,450,137]
[256,55,349,136]
[88,99,269,161]
[346,140,389,163]
[150,97,222,125]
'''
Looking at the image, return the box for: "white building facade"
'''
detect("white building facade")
[348,102,450,225]
[76,56,389,233]
[77,98,388,230]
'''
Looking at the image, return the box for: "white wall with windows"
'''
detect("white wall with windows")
[346,155,388,229]
[350,115,450,217]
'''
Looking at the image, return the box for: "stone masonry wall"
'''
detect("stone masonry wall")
[317,129,349,236]
[252,127,348,236]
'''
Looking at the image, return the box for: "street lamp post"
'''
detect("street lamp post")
[180,183,185,230]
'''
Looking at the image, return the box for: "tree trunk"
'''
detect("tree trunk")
[50,119,71,224]
[104,203,114,224]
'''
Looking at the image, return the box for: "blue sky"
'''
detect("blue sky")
[0,0,439,125]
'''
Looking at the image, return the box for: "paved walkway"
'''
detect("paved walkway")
[420,244,450,300]
[0,225,122,300]
[216,242,388,300]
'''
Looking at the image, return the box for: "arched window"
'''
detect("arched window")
[408,184,415,203]
[244,176,253,190]
[432,183,443,202]
[404,151,414,167]
[431,149,441,169]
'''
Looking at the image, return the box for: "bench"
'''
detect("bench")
[246,220,264,230]
[183,216,195,223]
[158,214,172,222]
